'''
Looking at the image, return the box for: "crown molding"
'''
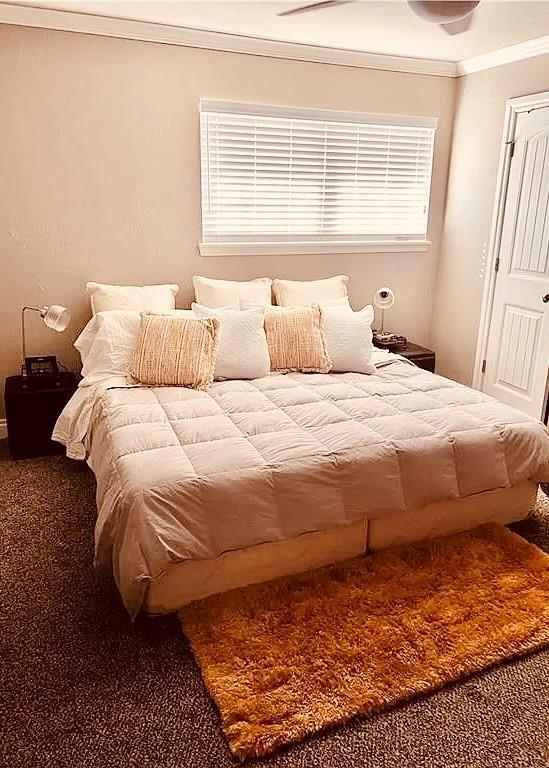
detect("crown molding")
[2,3,548,79]
[0,2,458,77]
[458,35,549,76]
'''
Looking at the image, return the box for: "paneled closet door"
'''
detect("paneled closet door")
[484,106,549,419]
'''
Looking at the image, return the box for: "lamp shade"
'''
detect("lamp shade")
[373,288,395,311]
[41,305,70,332]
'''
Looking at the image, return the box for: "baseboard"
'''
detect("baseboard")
[0,419,7,440]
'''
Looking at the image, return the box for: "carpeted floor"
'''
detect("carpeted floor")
[1,440,548,768]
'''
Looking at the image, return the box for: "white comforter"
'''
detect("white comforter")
[54,356,549,618]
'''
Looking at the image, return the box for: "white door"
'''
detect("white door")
[484,106,549,419]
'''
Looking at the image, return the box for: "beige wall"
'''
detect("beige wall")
[0,24,456,417]
[432,54,549,386]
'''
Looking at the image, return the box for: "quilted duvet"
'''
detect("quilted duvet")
[84,362,549,617]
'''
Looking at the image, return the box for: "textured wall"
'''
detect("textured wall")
[0,24,456,417]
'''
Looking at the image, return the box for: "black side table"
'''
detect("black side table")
[397,342,436,372]
[4,373,78,459]
[374,340,436,372]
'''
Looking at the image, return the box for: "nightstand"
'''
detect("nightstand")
[373,340,436,372]
[4,373,78,459]
[395,342,436,372]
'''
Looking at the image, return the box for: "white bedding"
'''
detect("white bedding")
[54,352,549,618]
[53,349,398,460]
[53,309,399,459]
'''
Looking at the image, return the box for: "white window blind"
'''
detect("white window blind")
[200,101,437,249]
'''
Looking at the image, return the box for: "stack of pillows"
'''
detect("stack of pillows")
[83,276,375,390]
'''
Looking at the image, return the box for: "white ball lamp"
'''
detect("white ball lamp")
[372,287,395,333]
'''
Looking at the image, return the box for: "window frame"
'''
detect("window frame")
[199,100,438,257]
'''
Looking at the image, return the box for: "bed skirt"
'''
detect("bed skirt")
[144,481,538,615]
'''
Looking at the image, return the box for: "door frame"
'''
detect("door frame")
[473,89,549,391]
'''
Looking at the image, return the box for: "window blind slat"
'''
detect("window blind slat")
[201,107,435,242]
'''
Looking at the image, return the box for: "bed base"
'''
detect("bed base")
[144,481,538,615]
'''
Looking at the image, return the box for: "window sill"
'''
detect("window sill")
[199,240,431,257]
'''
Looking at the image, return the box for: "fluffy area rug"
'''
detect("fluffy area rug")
[180,523,549,760]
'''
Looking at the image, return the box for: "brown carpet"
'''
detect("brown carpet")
[1,438,549,768]
[181,524,549,760]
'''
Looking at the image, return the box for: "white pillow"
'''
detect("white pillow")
[241,296,352,312]
[320,296,352,311]
[86,282,179,315]
[192,276,272,309]
[321,305,376,374]
[192,303,270,380]
[75,309,194,385]
[273,275,349,307]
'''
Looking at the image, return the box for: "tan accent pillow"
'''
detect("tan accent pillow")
[130,313,220,389]
[264,306,332,373]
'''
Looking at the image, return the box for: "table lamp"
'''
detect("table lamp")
[372,287,407,350]
[21,304,71,384]
[373,287,395,333]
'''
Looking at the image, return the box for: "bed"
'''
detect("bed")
[54,351,549,619]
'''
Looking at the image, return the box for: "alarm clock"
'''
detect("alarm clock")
[23,355,61,388]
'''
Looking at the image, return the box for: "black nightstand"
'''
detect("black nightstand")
[373,341,436,372]
[4,373,78,459]
[396,342,436,372]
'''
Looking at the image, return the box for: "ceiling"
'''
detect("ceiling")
[7,0,549,63]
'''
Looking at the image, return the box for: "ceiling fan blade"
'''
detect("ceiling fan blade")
[278,0,353,17]
[440,12,474,35]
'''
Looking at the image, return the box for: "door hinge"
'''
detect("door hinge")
[481,360,487,374]
[495,257,500,272]
[506,140,516,159]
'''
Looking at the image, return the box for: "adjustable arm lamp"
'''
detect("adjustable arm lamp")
[21,304,71,378]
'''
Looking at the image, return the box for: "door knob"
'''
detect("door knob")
[544,293,549,303]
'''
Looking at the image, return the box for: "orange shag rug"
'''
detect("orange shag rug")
[179,524,549,760]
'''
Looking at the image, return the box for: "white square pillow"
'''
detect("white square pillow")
[273,275,349,307]
[241,296,352,312]
[192,303,271,380]
[193,276,272,309]
[319,296,352,311]
[86,282,179,315]
[321,305,376,374]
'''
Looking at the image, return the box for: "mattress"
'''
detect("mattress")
[82,362,549,618]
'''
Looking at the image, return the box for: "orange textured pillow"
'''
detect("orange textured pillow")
[131,313,220,388]
[264,305,332,373]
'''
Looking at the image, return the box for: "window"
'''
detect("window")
[200,101,437,256]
